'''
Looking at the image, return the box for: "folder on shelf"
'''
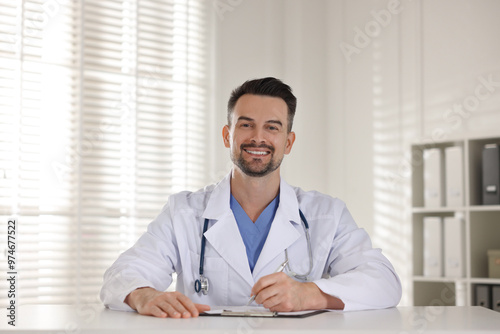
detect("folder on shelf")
[443,216,465,278]
[482,144,500,205]
[475,285,491,309]
[423,217,443,277]
[492,285,500,312]
[445,146,464,207]
[455,282,467,306]
[424,148,444,208]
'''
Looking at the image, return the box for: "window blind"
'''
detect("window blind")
[0,0,209,306]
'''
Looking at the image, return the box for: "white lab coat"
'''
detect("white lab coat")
[100,173,402,312]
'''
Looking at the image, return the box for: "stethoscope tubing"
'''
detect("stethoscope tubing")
[195,209,312,295]
[199,218,209,276]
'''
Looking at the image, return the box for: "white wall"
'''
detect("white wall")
[211,0,332,197]
[212,0,500,305]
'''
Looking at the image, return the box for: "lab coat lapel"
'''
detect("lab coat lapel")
[252,178,302,278]
[202,173,254,289]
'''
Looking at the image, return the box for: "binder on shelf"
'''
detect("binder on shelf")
[493,285,500,312]
[455,282,467,307]
[488,250,500,279]
[482,144,500,205]
[475,285,491,309]
[423,217,443,277]
[444,216,465,278]
[424,148,444,208]
[445,146,464,207]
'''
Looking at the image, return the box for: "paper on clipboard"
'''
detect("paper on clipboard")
[203,306,276,317]
[202,306,326,318]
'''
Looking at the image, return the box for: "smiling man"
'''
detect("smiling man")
[225,94,292,178]
[100,77,402,318]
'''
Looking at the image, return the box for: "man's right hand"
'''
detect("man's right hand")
[125,287,210,318]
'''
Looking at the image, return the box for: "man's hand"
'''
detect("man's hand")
[251,272,344,312]
[125,287,210,318]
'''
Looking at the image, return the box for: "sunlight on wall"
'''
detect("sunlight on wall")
[371,39,415,307]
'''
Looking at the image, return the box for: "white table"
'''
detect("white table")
[1,304,500,333]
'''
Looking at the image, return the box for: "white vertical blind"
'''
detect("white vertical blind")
[0,0,209,306]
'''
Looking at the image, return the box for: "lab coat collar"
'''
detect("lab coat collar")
[203,214,254,288]
[201,172,303,286]
[202,172,232,220]
[202,172,253,288]
[277,176,301,226]
[252,176,302,277]
[202,172,301,224]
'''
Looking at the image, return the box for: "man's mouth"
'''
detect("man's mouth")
[241,144,274,157]
[244,149,270,156]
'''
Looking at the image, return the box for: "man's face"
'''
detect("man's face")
[223,94,295,177]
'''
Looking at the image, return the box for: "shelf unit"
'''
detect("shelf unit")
[411,134,500,308]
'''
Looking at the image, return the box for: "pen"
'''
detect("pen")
[246,259,289,306]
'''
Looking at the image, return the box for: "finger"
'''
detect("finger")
[153,297,184,318]
[251,273,280,297]
[195,303,211,314]
[165,298,191,318]
[254,283,281,305]
[159,302,184,318]
[176,294,202,317]
[267,300,294,312]
[262,295,283,310]
[148,305,168,318]
[255,272,290,304]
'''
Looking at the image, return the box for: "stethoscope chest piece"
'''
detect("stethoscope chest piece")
[194,275,209,295]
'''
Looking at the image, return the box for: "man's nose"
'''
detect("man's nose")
[250,127,266,144]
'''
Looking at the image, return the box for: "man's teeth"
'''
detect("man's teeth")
[246,150,268,155]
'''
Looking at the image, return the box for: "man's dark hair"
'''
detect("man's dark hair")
[227,77,297,132]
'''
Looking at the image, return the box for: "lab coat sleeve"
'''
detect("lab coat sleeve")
[312,204,402,311]
[100,200,180,311]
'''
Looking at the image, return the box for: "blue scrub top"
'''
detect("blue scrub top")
[230,194,279,272]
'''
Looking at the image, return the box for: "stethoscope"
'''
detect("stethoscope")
[194,209,313,295]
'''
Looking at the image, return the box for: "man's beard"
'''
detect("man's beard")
[232,143,283,177]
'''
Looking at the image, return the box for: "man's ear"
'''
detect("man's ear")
[284,131,296,155]
[222,125,231,148]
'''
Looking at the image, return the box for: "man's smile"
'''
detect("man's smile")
[244,149,270,156]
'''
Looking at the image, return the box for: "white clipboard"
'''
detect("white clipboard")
[201,306,327,318]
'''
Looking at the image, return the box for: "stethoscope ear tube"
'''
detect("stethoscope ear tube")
[194,218,211,295]
[298,209,309,229]
[285,212,313,281]
[199,219,209,276]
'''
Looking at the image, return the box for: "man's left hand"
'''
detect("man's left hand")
[250,272,344,312]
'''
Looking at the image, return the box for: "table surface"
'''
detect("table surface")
[1,304,500,334]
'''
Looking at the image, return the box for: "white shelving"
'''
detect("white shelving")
[411,134,500,308]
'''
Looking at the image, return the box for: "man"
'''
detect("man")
[100,77,402,318]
